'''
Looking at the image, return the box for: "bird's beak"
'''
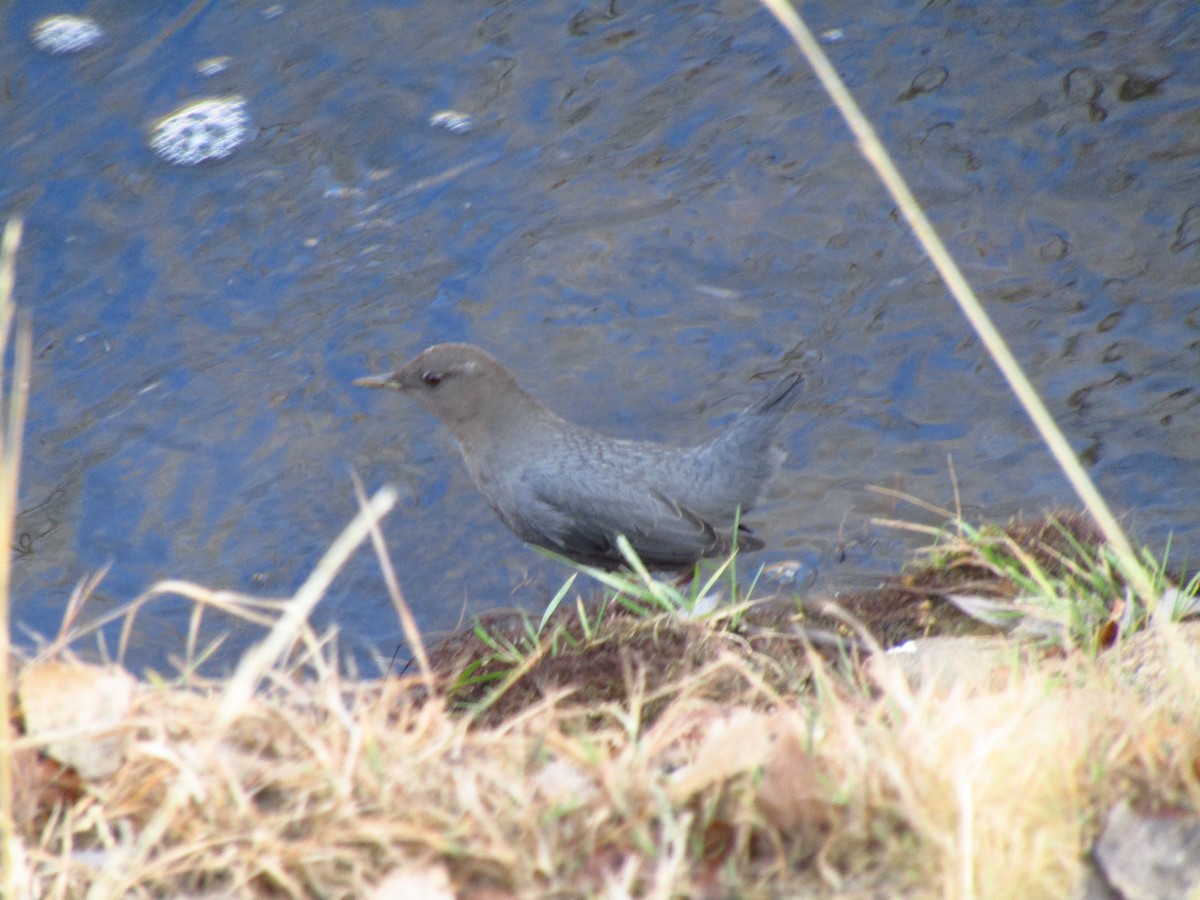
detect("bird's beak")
[352,373,399,390]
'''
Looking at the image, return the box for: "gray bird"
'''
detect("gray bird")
[354,343,802,572]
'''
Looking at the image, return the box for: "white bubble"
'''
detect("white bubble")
[429,110,473,134]
[31,15,103,55]
[149,96,250,166]
[195,56,232,77]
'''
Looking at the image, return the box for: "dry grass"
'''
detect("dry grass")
[3,507,1199,898]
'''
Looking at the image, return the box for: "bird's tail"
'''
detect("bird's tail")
[677,369,803,525]
[705,369,801,460]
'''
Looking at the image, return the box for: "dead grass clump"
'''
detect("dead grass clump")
[787,627,1200,897]
[32,664,824,897]
[756,511,1123,655]
[4,517,1200,897]
[916,510,1108,593]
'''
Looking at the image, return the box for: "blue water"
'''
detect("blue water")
[3,0,1198,674]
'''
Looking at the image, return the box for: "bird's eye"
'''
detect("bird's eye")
[422,371,444,387]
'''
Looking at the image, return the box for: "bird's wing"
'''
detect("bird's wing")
[524,474,732,570]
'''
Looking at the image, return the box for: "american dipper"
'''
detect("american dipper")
[354,343,802,571]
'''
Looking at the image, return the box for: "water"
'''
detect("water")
[3,0,1198,674]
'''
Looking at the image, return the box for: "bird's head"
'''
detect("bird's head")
[354,342,539,443]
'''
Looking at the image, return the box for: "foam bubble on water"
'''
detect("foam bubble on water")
[149,96,250,166]
[30,15,103,54]
[195,56,233,77]
[429,110,473,134]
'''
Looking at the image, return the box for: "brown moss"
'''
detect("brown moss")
[428,600,816,728]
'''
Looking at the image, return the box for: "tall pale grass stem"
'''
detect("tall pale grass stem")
[0,218,29,900]
[89,486,398,899]
[215,485,398,731]
[758,0,1157,608]
[352,471,434,691]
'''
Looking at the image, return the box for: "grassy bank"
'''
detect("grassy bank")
[5,499,1199,897]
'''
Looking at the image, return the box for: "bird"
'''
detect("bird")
[353,343,802,572]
